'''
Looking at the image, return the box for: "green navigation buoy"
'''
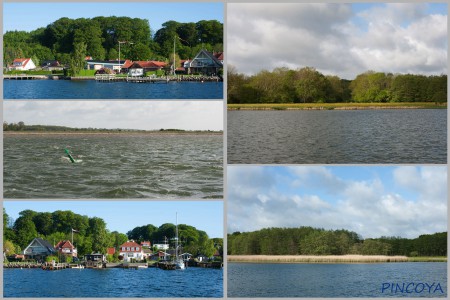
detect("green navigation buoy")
[64,149,75,163]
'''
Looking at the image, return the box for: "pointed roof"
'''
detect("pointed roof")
[190,49,223,67]
[24,237,56,254]
[55,240,75,250]
[13,58,32,67]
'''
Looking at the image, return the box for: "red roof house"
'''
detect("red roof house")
[11,58,36,71]
[54,240,77,257]
[119,241,144,262]
[140,241,151,248]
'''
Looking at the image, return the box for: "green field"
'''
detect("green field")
[228,102,447,110]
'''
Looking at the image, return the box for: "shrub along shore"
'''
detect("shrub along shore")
[228,102,447,110]
[228,255,447,263]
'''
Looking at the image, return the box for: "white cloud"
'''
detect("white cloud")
[227,166,447,238]
[3,101,223,131]
[228,3,447,79]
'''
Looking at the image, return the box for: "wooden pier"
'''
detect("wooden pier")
[41,262,69,271]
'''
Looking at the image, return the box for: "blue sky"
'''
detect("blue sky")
[3,2,223,34]
[4,201,224,238]
[228,166,447,239]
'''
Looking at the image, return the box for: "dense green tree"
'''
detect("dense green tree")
[69,42,87,76]
[294,67,331,103]
[228,227,446,257]
[128,42,152,61]
[13,217,38,249]
[227,67,447,104]
[88,217,109,254]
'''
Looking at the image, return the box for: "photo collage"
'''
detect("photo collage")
[2,1,448,298]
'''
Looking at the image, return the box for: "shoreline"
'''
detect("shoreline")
[228,102,447,111]
[3,131,223,136]
[228,255,447,263]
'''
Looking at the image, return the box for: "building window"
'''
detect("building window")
[127,247,130,251]
[136,247,139,251]
[131,247,134,251]
[122,247,125,251]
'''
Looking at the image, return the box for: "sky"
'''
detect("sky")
[3,200,223,238]
[227,166,447,239]
[228,3,447,79]
[3,101,223,131]
[3,2,223,34]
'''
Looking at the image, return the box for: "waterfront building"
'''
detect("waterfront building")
[119,240,144,262]
[23,238,56,261]
[54,240,77,258]
[10,58,36,71]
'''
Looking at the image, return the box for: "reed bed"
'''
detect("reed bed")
[228,255,410,263]
[228,102,447,111]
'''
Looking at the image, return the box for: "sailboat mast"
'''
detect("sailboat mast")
[173,36,176,76]
[175,212,178,259]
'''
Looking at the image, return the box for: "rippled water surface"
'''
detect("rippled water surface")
[4,267,223,297]
[228,262,447,297]
[4,134,223,198]
[228,109,446,164]
[4,80,223,99]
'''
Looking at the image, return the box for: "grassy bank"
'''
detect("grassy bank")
[407,256,447,262]
[228,255,446,263]
[228,102,447,110]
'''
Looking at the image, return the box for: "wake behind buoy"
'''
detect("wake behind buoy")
[64,149,75,163]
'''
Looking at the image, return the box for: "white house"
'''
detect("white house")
[119,241,144,262]
[11,58,36,71]
[54,240,77,257]
[153,243,169,250]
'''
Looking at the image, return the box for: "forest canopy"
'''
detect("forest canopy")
[228,227,447,257]
[228,66,447,104]
[3,208,221,259]
[4,17,223,67]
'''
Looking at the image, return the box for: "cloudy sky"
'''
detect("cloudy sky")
[3,101,223,131]
[228,166,447,239]
[4,201,223,238]
[228,3,447,79]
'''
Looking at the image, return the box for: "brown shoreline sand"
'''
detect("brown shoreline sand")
[4,131,222,136]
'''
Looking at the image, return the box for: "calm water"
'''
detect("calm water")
[228,262,447,297]
[4,80,223,99]
[4,134,223,198]
[4,267,223,297]
[228,109,447,164]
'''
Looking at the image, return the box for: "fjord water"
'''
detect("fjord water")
[228,109,446,164]
[228,262,447,297]
[4,134,223,198]
[4,80,223,99]
[4,267,223,297]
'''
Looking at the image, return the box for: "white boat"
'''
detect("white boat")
[175,213,185,270]
[70,265,84,269]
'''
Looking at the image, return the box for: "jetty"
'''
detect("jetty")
[4,74,47,80]
[41,262,69,270]
[93,74,221,83]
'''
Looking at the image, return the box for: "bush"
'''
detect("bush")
[45,255,59,263]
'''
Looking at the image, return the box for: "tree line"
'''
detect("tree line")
[228,66,447,104]
[4,17,223,69]
[228,227,447,257]
[3,208,221,261]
